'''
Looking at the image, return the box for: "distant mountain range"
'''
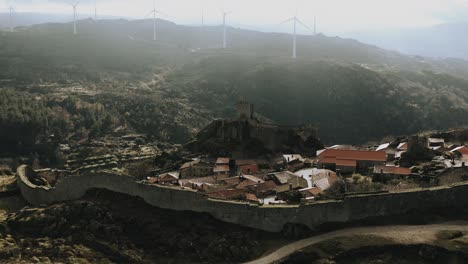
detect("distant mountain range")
[0,12,126,28]
[2,12,468,61]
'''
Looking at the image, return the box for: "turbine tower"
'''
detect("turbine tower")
[94,0,97,21]
[8,6,15,33]
[148,0,165,41]
[201,8,204,27]
[222,10,231,49]
[70,2,80,35]
[314,16,316,35]
[280,12,311,59]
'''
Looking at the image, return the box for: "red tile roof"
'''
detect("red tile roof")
[309,187,323,196]
[245,193,259,203]
[458,146,468,155]
[146,177,158,184]
[336,159,357,167]
[240,164,259,174]
[252,180,277,192]
[318,149,387,162]
[374,165,411,175]
[319,157,336,164]
[157,173,179,183]
[207,189,245,200]
[235,179,259,189]
[222,177,242,186]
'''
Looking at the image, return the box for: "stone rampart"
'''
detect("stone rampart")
[16,165,468,233]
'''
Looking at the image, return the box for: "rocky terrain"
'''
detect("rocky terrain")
[252,227,468,264]
[0,190,285,264]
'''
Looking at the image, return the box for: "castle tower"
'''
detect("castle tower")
[236,100,254,120]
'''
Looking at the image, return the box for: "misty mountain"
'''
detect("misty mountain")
[0,19,467,145]
[347,22,468,60]
[3,18,468,80]
[0,13,74,28]
[0,12,125,29]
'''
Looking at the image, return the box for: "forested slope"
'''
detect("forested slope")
[0,19,467,150]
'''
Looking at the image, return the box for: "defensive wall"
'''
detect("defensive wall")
[17,165,468,233]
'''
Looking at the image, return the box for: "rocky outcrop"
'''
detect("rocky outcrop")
[3,191,270,263]
[187,117,323,157]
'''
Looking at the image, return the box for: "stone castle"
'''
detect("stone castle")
[187,100,322,157]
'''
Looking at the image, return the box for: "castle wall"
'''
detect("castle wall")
[17,165,468,233]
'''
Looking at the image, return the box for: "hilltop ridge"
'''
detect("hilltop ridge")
[0,19,467,149]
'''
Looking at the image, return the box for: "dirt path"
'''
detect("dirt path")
[245,222,468,264]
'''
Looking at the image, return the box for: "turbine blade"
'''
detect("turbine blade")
[145,10,155,18]
[155,10,169,17]
[296,18,311,30]
[279,17,294,25]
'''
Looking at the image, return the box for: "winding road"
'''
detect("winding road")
[245,222,468,264]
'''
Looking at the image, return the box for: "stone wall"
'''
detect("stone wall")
[16,165,468,233]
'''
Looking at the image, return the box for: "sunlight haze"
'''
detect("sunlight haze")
[1,0,467,34]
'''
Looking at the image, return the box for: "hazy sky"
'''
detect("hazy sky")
[1,0,468,34]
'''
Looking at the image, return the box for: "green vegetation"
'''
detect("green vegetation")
[168,56,468,143]
[1,19,468,154]
[0,89,121,157]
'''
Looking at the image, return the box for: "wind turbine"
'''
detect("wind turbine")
[280,11,311,59]
[147,0,166,41]
[8,6,15,33]
[70,2,80,35]
[222,10,231,49]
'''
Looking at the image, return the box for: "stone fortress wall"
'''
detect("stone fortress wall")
[17,165,468,233]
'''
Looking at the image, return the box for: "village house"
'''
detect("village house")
[179,159,214,179]
[299,187,324,200]
[245,180,277,198]
[294,168,337,189]
[154,171,179,185]
[213,157,230,176]
[267,171,308,193]
[245,193,260,204]
[373,165,411,181]
[451,146,468,156]
[317,149,387,174]
[282,154,305,172]
[236,175,265,190]
[311,171,338,190]
[427,138,446,150]
[375,143,398,161]
[235,159,267,174]
[179,175,230,192]
[397,142,408,151]
[283,154,304,163]
[220,175,264,190]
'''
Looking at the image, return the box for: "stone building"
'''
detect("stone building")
[179,160,214,179]
[187,100,323,157]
